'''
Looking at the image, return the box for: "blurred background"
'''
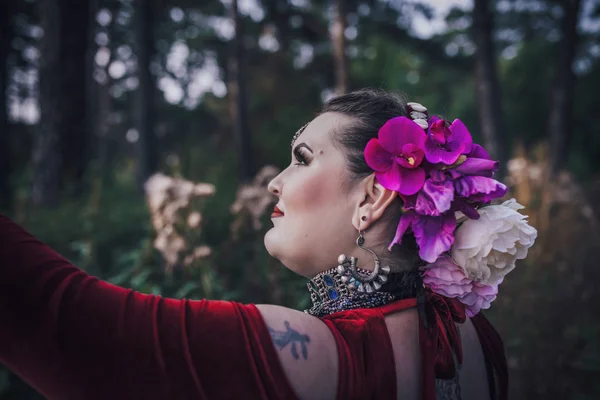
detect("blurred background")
[0,0,599,398]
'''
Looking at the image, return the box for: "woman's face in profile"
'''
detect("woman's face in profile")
[264,112,362,278]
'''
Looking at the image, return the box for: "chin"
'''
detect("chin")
[264,229,307,277]
[263,227,280,258]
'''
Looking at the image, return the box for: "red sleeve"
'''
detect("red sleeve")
[0,215,297,400]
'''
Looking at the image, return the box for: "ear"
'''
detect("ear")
[352,174,398,231]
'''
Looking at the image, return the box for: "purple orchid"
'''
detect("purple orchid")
[413,212,456,263]
[454,144,498,177]
[364,117,427,196]
[424,116,473,165]
[413,173,506,217]
[454,176,507,203]
[389,210,456,263]
[411,143,506,216]
[415,179,454,216]
[451,197,480,220]
[454,143,506,202]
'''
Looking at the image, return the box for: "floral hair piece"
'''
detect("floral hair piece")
[364,102,537,316]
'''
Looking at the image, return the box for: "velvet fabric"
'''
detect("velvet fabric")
[0,215,507,399]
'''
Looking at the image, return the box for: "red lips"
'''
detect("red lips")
[271,205,284,218]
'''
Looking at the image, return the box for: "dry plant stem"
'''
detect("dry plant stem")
[145,173,215,272]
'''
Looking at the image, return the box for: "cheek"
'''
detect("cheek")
[283,171,354,251]
[288,169,343,214]
[266,169,352,270]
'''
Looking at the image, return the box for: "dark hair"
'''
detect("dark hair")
[322,88,409,180]
[320,88,422,271]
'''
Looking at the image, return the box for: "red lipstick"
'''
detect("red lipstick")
[271,205,284,218]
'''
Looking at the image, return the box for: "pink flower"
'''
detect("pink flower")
[424,117,473,165]
[422,256,472,298]
[422,256,500,317]
[364,117,427,196]
[460,282,499,317]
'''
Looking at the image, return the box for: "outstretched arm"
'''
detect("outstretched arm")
[0,215,338,400]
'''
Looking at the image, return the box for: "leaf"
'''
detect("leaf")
[175,282,200,298]
[107,265,135,286]
[131,270,152,288]
[151,285,163,296]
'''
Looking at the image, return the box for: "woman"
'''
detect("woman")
[0,89,536,399]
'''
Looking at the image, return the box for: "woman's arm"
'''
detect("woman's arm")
[256,304,338,400]
[1,214,336,400]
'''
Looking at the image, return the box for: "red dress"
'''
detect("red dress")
[0,215,507,399]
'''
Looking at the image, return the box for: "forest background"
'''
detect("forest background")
[1,0,599,398]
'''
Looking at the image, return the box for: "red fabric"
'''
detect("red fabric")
[418,291,465,400]
[0,215,507,399]
[320,300,417,400]
[379,292,507,400]
[471,313,509,400]
[0,215,297,400]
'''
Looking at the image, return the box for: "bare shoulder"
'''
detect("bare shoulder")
[255,304,338,400]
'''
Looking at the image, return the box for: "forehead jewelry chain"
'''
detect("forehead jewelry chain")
[291,123,309,148]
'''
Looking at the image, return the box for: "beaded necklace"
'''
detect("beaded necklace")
[305,267,423,317]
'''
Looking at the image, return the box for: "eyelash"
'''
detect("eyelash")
[293,148,309,166]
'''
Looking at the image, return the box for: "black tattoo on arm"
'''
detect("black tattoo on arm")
[268,320,311,360]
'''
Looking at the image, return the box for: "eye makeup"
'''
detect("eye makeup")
[293,143,313,166]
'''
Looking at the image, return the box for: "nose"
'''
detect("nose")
[267,173,282,197]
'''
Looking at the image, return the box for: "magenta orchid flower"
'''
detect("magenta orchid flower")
[454,143,507,202]
[389,210,456,263]
[415,180,454,216]
[411,143,506,217]
[412,174,506,217]
[364,117,427,196]
[424,117,473,165]
[455,144,498,177]
[454,176,507,203]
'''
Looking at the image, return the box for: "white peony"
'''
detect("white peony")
[451,199,537,286]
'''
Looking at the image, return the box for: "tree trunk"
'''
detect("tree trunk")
[472,0,506,175]
[31,0,62,207]
[229,0,253,183]
[133,0,158,192]
[548,0,582,176]
[58,0,90,195]
[87,0,100,178]
[331,0,348,95]
[0,2,13,209]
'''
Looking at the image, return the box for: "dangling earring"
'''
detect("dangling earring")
[336,228,391,293]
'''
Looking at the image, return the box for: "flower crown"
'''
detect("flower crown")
[365,102,537,316]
